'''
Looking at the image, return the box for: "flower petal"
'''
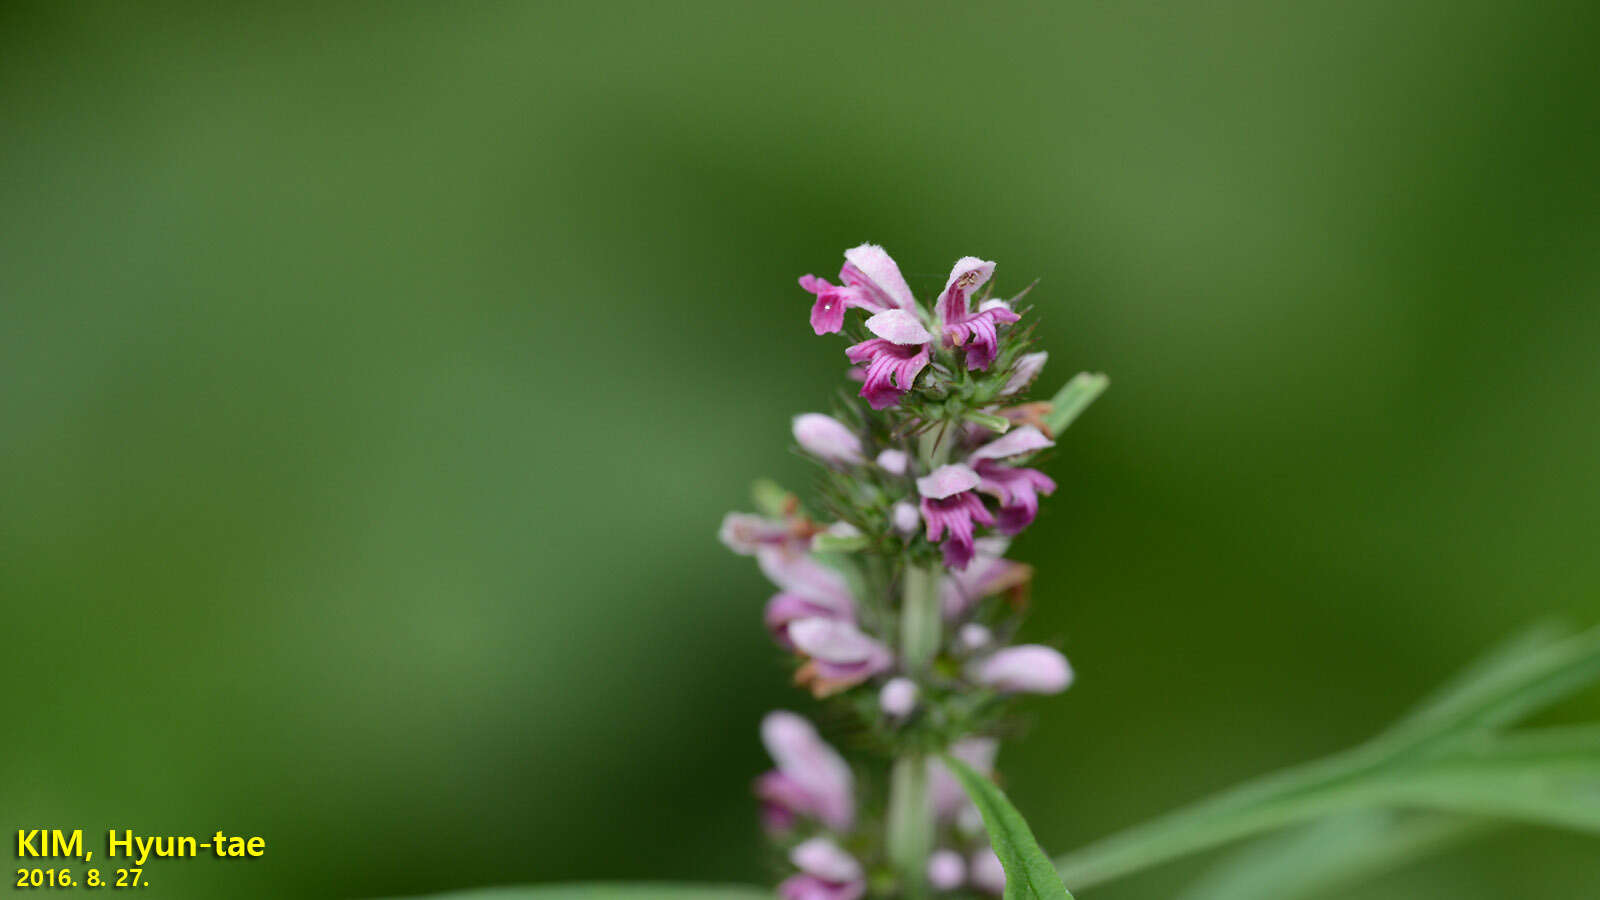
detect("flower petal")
[969,425,1054,461]
[843,243,917,311]
[916,463,982,499]
[865,309,933,345]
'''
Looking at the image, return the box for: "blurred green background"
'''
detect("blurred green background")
[4,1,1598,897]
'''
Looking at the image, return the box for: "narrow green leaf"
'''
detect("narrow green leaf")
[1371,726,1600,832]
[1373,625,1600,754]
[1054,625,1600,890]
[379,884,772,900]
[942,753,1074,900]
[1042,373,1108,435]
[1175,812,1491,900]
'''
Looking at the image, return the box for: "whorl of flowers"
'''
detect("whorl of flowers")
[721,243,1106,899]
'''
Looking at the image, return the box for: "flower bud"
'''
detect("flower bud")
[958,623,992,651]
[879,677,919,718]
[969,645,1073,694]
[927,849,966,891]
[793,413,865,466]
[891,501,920,535]
[1001,351,1049,396]
[876,448,909,475]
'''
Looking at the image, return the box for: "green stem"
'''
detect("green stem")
[900,563,942,673]
[887,418,957,898]
[886,754,932,899]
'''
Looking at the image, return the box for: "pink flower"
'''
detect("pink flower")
[779,837,867,900]
[969,645,1073,694]
[845,310,933,409]
[799,243,917,336]
[917,464,995,570]
[755,711,855,833]
[793,413,865,466]
[790,618,894,697]
[936,257,1020,371]
[942,537,1033,618]
[968,425,1057,535]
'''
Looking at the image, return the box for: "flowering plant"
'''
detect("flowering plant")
[401,245,1600,900]
[722,243,1101,899]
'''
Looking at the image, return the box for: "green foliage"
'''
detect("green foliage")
[1041,374,1109,435]
[1174,812,1489,900]
[1054,625,1600,893]
[942,754,1074,900]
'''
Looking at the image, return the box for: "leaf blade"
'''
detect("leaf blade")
[942,753,1074,900]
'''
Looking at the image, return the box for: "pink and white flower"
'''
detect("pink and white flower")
[917,464,995,570]
[845,310,933,409]
[799,243,917,336]
[968,425,1057,535]
[755,711,855,833]
[778,837,867,900]
[936,257,1020,371]
[790,618,893,697]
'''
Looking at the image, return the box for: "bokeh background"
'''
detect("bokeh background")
[4,2,1598,897]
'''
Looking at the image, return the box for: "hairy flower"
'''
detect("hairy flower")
[917,464,995,570]
[936,257,1021,370]
[969,425,1057,535]
[755,711,855,833]
[799,243,917,336]
[845,310,933,409]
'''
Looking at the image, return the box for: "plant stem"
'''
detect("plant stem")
[888,417,957,898]
[886,753,932,899]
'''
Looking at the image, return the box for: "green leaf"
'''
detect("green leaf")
[1175,812,1491,900]
[379,884,771,900]
[1373,626,1600,753]
[942,753,1074,900]
[1041,373,1108,435]
[1054,625,1600,891]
